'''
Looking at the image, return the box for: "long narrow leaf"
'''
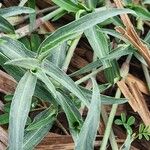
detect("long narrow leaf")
[38,9,134,59]
[84,26,110,67]
[4,58,89,107]
[23,107,56,150]
[8,71,37,150]
[0,15,15,33]
[52,0,82,12]
[0,6,35,18]
[57,92,83,141]
[75,78,101,150]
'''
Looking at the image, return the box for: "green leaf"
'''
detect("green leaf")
[34,69,57,98]
[28,0,36,31]
[26,107,57,131]
[0,15,15,33]
[143,0,150,4]
[38,8,134,59]
[101,28,127,42]
[127,4,150,21]
[115,119,123,125]
[5,58,40,70]
[85,0,98,9]
[30,34,41,52]
[42,61,89,106]
[0,6,35,18]
[80,86,127,105]
[8,71,37,150]
[121,113,126,123]
[57,92,83,141]
[23,108,56,150]
[84,26,110,67]
[0,113,9,125]
[139,124,145,133]
[49,42,67,68]
[4,103,11,113]
[70,59,102,77]
[75,78,101,150]
[5,58,89,107]
[0,37,34,60]
[127,116,135,126]
[19,0,28,6]
[101,45,134,61]
[143,133,150,141]
[4,94,13,102]
[52,0,83,12]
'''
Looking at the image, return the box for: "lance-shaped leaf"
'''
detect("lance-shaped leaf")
[8,71,37,150]
[19,0,29,6]
[0,15,15,33]
[42,61,89,106]
[5,58,89,107]
[38,8,134,59]
[85,0,98,9]
[26,107,57,131]
[0,37,35,60]
[84,26,110,67]
[49,42,67,68]
[56,92,83,141]
[52,0,83,12]
[23,107,57,150]
[70,59,102,77]
[0,6,35,18]
[80,86,127,105]
[34,69,57,98]
[127,4,150,21]
[75,78,101,150]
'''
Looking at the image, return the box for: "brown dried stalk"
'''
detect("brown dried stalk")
[113,0,150,67]
[117,79,150,126]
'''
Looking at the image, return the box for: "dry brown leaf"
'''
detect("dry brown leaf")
[0,70,16,94]
[126,74,149,95]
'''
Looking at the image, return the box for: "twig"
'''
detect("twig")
[56,120,69,135]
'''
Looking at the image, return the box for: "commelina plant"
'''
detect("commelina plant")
[0,0,150,150]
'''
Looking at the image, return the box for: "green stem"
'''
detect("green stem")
[75,67,103,85]
[62,35,82,72]
[101,106,119,150]
[42,8,63,22]
[100,88,121,150]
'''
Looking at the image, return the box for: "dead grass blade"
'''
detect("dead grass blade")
[117,79,150,126]
[114,0,150,68]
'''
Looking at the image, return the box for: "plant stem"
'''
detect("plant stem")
[75,67,103,85]
[100,88,121,150]
[101,106,119,150]
[142,63,150,91]
[62,35,82,72]
[42,8,63,22]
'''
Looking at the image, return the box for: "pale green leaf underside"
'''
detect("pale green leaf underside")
[8,71,37,150]
[38,8,134,59]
